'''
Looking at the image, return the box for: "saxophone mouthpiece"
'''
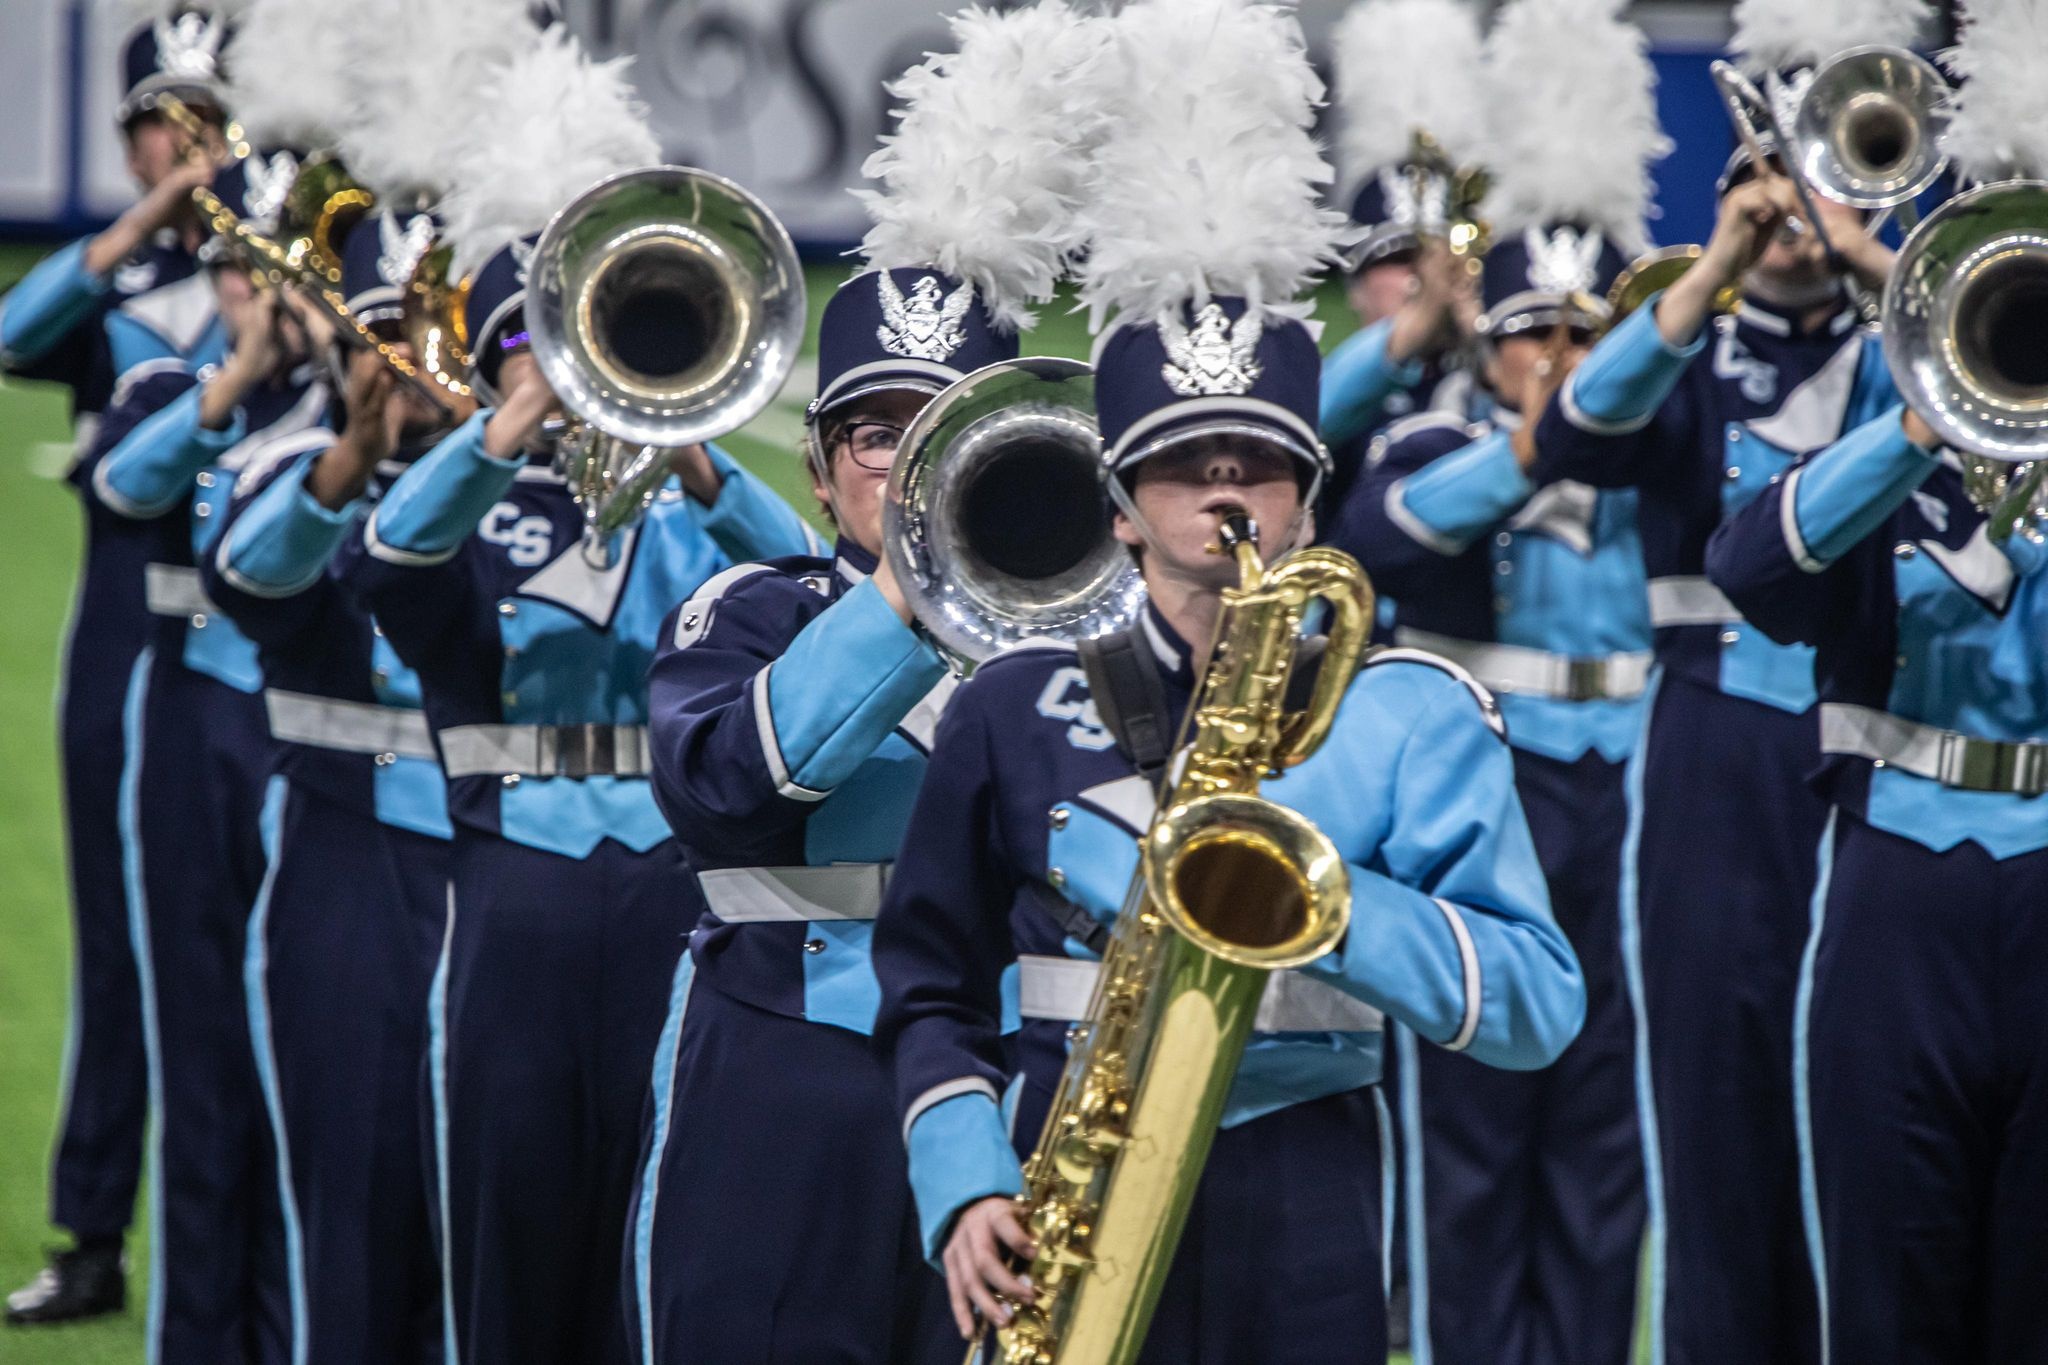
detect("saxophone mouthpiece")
[1208,507,1256,556]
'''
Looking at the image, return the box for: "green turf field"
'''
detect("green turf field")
[0,242,1425,1362]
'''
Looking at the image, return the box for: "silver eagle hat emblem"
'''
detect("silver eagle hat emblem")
[1161,303,1264,398]
[154,12,226,81]
[510,238,536,288]
[876,272,974,363]
[377,213,437,288]
[1378,165,1448,236]
[1525,225,1605,297]
[242,151,299,236]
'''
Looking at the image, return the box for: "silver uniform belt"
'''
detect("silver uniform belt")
[1394,628,1651,702]
[144,563,212,619]
[1821,704,2048,796]
[1017,954,1384,1034]
[264,690,437,761]
[1647,576,1741,628]
[698,864,890,923]
[439,723,651,779]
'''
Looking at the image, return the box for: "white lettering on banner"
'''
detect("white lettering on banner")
[480,503,554,568]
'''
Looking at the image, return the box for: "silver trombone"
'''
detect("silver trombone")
[527,165,808,566]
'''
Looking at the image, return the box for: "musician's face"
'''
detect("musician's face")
[1348,257,1416,327]
[814,387,929,556]
[124,116,183,191]
[1114,434,1309,589]
[1748,187,1865,292]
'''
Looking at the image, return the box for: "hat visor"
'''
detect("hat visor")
[807,359,955,423]
[120,75,224,128]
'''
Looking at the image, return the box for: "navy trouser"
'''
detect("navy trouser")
[434,830,688,1365]
[627,974,954,1365]
[1805,812,2048,1365]
[50,533,151,1243]
[121,650,287,1364]
[1631,674,1828,1365]
[1007,1073,1387,1364]
[1406,748,1642,1365]
[247,782,447,1365]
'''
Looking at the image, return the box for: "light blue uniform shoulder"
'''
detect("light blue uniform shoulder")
[1356,645,1507,740]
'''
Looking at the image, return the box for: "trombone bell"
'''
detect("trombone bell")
[1794,46,1950,212]
[884,357,1145,672]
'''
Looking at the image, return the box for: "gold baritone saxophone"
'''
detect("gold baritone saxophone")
[978,509,1374,1365]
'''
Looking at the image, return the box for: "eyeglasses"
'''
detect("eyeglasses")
[837,421,906,472]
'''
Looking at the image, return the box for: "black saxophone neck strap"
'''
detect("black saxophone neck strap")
[1076,629,1175,787]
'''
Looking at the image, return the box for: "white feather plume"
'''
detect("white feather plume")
[1942,0,2048,183]
[438,28,661,277]
[1477,0,1666,251]
[1333,0,1486,186]
[332,0,541,205]
[856,2,1109,333]
[222,0,370,149]
[1730,0,1932,74]
[120,0,253,21]
[1072,0,1347,330]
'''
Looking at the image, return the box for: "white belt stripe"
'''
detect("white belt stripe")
[1016,954,1384,1034]
[438,724,651,779]
[264,690,437,760]
[698,864,889,923]
[1646,576,1741,628]
[1820,703,2048,795]
[143,563,212,619]
[1393,628,1652,701]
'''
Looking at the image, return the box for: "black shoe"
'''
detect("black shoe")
[5,1243,126,1325]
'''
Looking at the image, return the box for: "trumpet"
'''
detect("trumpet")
[1883,180,2048,540]
[527,166,807,566]
[1407,128,1491,273]
[1600,244,1744,336]
[882,357,1146,673]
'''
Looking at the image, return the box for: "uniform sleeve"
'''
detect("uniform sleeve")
[90,373,232,518]
[648,572,946,860]
[363,411,520,566]
[104,310,184,380]
[1530,297,1706,490]
[203,431,356,647]
[0,239,109,369]
[1704,403,1935,647]
[1321,319,1427,450]
[873,682,1028,1261]
[1328,421,1503,600]
[692,442,824,563]
[1298,670,1585,1070]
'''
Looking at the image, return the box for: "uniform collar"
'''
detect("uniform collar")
[1141,601,1199,692]
[1735,289,1857,341]
[834,537,879,589]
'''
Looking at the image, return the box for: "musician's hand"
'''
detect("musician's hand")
[943,1197,1038,1340]
[872,550,912,625]
[1513,339,1588,470]
[484,353,560,460]
[88,156,218,278]
[1815,195,1896,294]
[305,349,399,510]
[1389,242,1467,363]
[1902,406,1940,452]
[668,444,725,505]
[1701,177,1799,287]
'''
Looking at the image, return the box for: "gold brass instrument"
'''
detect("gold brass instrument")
[1883,180,2048,540]
[526,166,807,565]
[1600,244,1744,336]
[978,510,1371,1365]
[159,94,448,415]
[1407,128,1490,273]
[884,357,1145,673]
[402,243,476,402]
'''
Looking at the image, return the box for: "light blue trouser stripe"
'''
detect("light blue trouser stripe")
[243,777,305,1365]
[1794,810,1839,1365]
[633,951,697,1365]
[1373,1086,1395,1301]
[118,649,166,1365]
[1396,1023,1432,1365]
[1618,668,1668,1365]
[428,885,458,1365]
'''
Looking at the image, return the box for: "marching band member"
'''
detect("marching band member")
[1,5,232,1322]
[628,7,1101,1359]
[85,161,349,1362]
[1703,9,2048,1356]
[201,186,459,1365]
[874,4,1583,1358]
[354,28,815,1363]
[1321,0,1487,507]
[1331,2,1663,1358]
[1525,2,1916,1358]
